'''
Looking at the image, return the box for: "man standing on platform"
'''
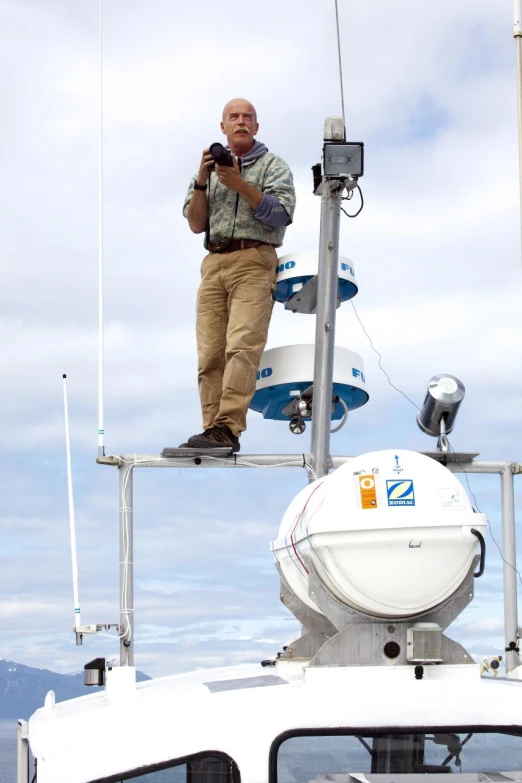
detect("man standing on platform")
[181,98,296,453]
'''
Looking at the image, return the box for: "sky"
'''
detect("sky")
[1,0,522,685]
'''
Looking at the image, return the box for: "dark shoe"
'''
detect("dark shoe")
[178,429,213,449]
[186,425,240,453]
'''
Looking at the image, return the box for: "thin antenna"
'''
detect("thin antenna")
[514,0,522,270]
[334,0,346,127]
[62,375,82,632]
[98,0,105,457]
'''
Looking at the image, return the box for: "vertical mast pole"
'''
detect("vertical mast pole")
[309,180,344,479]
[500,466,521,673]
[98,0,105,458]
[308,1,348,480]
[119,460,134,666]
[514,0,522,268]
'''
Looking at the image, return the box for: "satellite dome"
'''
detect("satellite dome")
[272,450,487,619]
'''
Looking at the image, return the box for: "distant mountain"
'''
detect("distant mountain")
[0,658,151,720]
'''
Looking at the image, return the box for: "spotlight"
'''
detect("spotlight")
[417,375,465,452]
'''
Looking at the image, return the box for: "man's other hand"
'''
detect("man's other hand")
[197,149,214,186]
[216,156,243,191]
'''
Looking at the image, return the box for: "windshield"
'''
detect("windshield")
[274,730,522,783]
[88,753,239,782]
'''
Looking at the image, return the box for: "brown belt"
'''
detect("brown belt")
[208,239,273,253]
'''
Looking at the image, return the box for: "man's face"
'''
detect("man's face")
[221,100,259,150]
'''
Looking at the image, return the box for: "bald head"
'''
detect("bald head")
[222,98,257,123]
[220,98,259,156]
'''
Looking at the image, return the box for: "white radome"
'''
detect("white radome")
[272,449,487,618]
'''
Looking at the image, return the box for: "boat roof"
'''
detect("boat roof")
[28,661,522,783]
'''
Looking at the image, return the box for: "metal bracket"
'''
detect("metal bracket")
[279,556,478,666]
[281,386,340,437]
[96,455,122,467]
[313,176,347,197]
[281,386,314,420]
[422,451,479,465]
[284,276,345,315]
[437,414,449,452]
[285,276,319,314]
[161,446,233,458]
[74,623,120,646]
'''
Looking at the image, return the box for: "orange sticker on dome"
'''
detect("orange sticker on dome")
[359,475,378,509]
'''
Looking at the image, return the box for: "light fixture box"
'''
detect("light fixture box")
[323,142,364,177]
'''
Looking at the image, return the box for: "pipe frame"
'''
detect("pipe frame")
[114,454,520,670]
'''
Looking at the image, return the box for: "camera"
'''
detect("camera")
[209,142,234,168]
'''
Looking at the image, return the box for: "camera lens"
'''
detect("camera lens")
[209,142,233,167]
[209,143,225,160]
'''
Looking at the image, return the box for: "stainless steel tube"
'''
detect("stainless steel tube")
[110,455,520,475]
[309,181,344,479]
[117,454,309,469]
[17,720,29,783]
[119,459,134,666]
[330,456,521,475]
[501,466,521,673]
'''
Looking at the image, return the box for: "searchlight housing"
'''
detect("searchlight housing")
[417,374,465,452]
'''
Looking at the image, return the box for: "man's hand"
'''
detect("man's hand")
[215,155,243,191]
[216,155,263,210]
[197,148,214,186]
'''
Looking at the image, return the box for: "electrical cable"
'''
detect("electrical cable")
[348,296,522,590]
[109,453,163,644]
[350,299,421,412]
[348,302,522,589]
[287,481,325,575]
[341,184,364,218]
[330,398,349,433]
[116,453,320,626]
[448,441,522,590]
[233,456,308,470]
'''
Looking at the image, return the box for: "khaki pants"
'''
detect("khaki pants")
[196,244,277,436]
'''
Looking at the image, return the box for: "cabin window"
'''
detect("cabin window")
[88,752,240,783]
[272,729,522,782]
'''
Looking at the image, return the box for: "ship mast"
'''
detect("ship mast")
[309,0,352,479]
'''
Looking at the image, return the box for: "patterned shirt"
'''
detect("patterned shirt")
[183,146,296,249]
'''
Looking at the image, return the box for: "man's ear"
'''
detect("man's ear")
[220,122,225,134]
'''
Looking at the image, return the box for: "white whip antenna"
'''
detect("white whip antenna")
[334,0,346,127]
[514,0,522,270]
[98,0,105,457]
[62,374,82,633]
